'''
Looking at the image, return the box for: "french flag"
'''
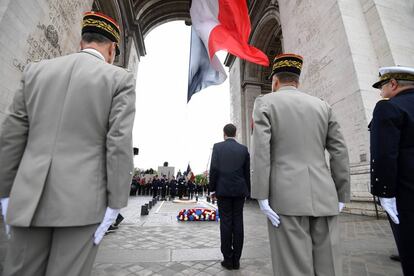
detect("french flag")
[187,0,269,102]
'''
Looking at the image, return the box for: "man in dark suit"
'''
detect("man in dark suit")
[370,66,414,276]
[209,123,250,270]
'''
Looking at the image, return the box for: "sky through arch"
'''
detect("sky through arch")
[133,21,230,175]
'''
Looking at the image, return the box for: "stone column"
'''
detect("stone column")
[229,59,244,143]
[0,0,11,22]
[362,0,414,66]
[243,84,262,150]
[0,0,94,129]
[126,39,140,78]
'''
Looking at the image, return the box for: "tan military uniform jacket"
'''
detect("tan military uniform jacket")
[250,86,350,216]
[0,50,136,227]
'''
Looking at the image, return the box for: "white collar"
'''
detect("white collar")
[278,86,298,91]
[81,48,105,61]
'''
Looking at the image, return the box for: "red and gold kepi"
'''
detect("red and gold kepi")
[82,11,121,56]
[269,53,304,79]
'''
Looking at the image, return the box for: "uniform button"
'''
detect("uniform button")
[371,169,374,172]
[383,186,387,188]
[372,159,375,163]
[129,172,133,175]
[376,178,379,182]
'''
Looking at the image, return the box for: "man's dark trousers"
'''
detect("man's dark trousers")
[387,214,401,256]
[399,211,414,275]
[217,196,245,265]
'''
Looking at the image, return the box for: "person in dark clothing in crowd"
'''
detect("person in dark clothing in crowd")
[160,175,167,200]
[177,176,183,199]
[130,177,138,196]
[169,176,178,199]
[188,180,195,199]
[152,175,159,198]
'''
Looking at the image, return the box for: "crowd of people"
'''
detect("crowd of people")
[130,172,209,200]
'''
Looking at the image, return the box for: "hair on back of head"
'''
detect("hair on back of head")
[274,72,300,84]
[82,32,112,44]
[397,80,414,87]
[223,123,237,137]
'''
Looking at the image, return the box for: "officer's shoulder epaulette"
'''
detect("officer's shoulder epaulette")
[375,97,392,106]
[375,98,390,106]
[374,97,395,112]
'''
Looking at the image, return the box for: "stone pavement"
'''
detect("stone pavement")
[0,196,403,275]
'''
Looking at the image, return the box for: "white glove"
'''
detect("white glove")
[94,207,120,245]
[339,202,345,212]
[379,197,399,224]
[1,197,10,238]
[258,199,280,227]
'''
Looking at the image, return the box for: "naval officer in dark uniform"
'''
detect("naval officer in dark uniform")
[370,66,414,276]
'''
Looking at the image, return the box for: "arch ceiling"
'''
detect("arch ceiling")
[94,0,191,65]
[132,0,191,37]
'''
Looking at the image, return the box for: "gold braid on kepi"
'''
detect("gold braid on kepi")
[268,53,304,80]
[82,11,121,56]
[372,66,414,88]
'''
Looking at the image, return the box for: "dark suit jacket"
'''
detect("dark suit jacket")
[370,88,414,211]
[209,138,250,197]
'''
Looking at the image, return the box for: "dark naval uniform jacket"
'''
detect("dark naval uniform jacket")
[369,88,414,211]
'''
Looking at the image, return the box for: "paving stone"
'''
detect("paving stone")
[0,196,404,275]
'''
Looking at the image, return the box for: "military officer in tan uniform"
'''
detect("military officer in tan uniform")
[250,53,350,276]
[0,11,135,276]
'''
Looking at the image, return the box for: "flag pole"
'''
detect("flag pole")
[206,147,213,172]
[187,27,194,103]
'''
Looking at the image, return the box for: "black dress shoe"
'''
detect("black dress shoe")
[389,254,401,262]
[106,225,118,234]
[221,261,233,270]
[233,261,240,270]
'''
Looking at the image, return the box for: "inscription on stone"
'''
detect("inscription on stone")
[47,0,85,34]
[12,0,91,72]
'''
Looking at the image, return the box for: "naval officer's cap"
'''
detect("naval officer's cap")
[372,66,414,89]
[82,11,121,56]
[268,53,304,80]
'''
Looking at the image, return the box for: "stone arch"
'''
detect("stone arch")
[136,0,191,38]
[244,8,282,88]
[236,4,283,147]
[246,8,282,86]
